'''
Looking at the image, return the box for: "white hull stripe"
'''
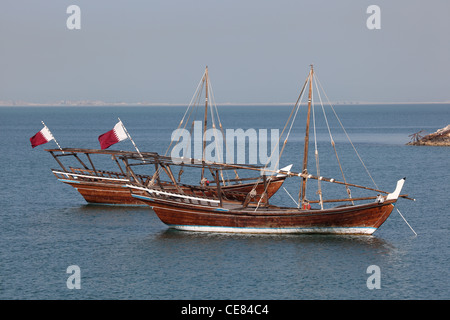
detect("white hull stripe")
[58,178,81,184]
[85,202,147,207]
[167,224,377,235]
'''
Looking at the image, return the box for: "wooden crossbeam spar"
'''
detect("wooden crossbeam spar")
[308,194,410,204]
[127,185,220,204]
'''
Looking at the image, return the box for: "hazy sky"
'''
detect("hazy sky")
[1,0,449,103]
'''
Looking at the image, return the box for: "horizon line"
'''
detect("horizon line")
[1,100,450,107]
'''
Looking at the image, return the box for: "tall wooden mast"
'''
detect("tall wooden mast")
[201,66,209,181]
[299,65,314,207]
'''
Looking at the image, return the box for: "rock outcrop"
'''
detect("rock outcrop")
[407,125,450,146]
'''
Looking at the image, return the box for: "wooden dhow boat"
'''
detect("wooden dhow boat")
[128,65,413,235]
[47,147,288,205]
[47,148,158,205]
[130,179,406,235]
[45,67,288,205]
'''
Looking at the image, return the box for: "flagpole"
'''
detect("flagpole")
[41,121,63,152]
[117,118,144,160]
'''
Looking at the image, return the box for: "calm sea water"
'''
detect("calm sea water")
[0,104,449,300]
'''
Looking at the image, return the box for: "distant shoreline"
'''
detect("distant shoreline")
[1,101,450,107]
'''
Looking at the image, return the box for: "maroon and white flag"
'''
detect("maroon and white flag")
[30,125,53,148]
[98,121,128,149]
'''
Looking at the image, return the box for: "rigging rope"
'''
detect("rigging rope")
[314,74,379,190]
[212,92,241,182]
[253,73,309,211]
[311,80,324,209]
[149,71,207,187]
[164,70,207,157]
[206,77,228,185]
[396,208,417,236]
[313,75,353,204]
[283,186,298,206]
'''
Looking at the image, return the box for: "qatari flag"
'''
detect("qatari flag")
[30,126,53,148]
[98,121,128,149]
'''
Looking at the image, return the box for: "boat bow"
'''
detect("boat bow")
[386,178,406,201]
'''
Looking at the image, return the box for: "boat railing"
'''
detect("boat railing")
[51,167,153,184]
[51,169,129,182]
[69,167,127,179]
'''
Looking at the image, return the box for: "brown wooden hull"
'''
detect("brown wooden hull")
[62,180,146,205]
[57,174,285,206]
[136,195,396,235]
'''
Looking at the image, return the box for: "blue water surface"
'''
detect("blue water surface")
[0,104,449,299]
